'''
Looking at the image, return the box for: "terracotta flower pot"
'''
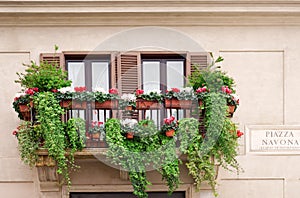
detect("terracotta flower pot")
[165,99,193,109]
[126,132,134,139]
[91,133,100,140]
[165,129,175,137]
[125,105,133,111]
[227,105,236,117]
[19,100,33,112]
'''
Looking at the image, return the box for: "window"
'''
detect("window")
[65,54,112,125]
[141,54,186,124]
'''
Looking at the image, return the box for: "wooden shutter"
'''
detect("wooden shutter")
[40,53,65,69]
[116,52,141,120]
[186,52,209,76]
[117,52,141,94]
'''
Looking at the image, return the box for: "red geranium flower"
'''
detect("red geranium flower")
[109,88,118,95]
[136,89,144,96]
[51,89,58,93]
[237,130,244,138]
[74,86,86,92]
[32,87,39,92]
[12,130,18,136]
[171,88,180,93]
[14,97,19,101]
[25,88,35,95]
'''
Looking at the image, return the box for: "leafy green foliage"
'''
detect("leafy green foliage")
[16,122,43,166]
[15,61,71,92]
[33,92,85,187]
[105,118,181,197]
[185,54,241,196]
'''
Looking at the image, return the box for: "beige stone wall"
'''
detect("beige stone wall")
[2,0,300,197]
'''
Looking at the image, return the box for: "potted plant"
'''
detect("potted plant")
[135,89,163,110]
[86,120,107,147]
[120,119,138,139]
[92,87,119,109]
[164,87,196,109]
[195,86,209,107]
[13,89,38,120]
[56,86,91,109]
[161,116,178,137]
[119,93,136,111]
[222,86,239,117]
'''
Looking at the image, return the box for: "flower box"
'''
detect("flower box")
[165,98,193,109]
[94,100,118,109]
[136,99,162,110]
[60,100,87,109]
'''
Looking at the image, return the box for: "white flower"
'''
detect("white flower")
[231,94,239,101]
[181,87,193,93]
[93,87,107,93]
[121,119,138,129]
[15,92,26,98]
[145,89,161,95]
[58,87,74,93]
[121,94,136,102]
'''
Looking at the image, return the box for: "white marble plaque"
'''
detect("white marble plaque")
[247,126,300,154]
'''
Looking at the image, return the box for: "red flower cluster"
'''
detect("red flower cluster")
[25,87,39,95]
[74,86,86,92]
[171,88,180,93]
[109,88,118,95]
[136,89,144,96]
[164,116,175,125]
[196,87,208,93]
[51,89,58,93]
[12,130,18,136]
[237,130,244,138]
[91,121,104,127]
[221,86,232,94]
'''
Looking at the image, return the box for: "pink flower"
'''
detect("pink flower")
[32,87,39,92]
[237,130,244,138]
[25,89,35,95]
[109,88,118,95]
[136,89,144,96]
[196,87,208,93]
[221,86,232,94]
[169,116,175,122]
[12,130,18,136]
[171,88,180,93]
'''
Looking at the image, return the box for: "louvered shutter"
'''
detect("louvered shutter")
[116,52,141,120]
[186,52,209,76]
[40,53,65,69]
[117,52,141,94]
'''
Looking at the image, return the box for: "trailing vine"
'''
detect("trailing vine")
[105,118,181,197]
[34,92,85,187]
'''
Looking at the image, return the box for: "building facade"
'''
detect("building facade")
[1,1,300,197]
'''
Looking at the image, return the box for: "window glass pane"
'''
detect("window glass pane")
[68,62,85,87]
[142,61,160,92]
[143,61,160,126]
[92,62,109,91]
[166,61,184,89]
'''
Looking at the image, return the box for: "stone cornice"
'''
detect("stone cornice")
[1,0,300,26]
